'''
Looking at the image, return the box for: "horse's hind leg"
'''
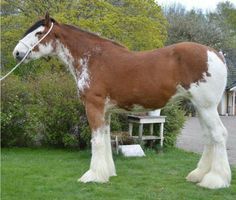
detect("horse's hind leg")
[186,105,231,188]
[196,107,231,189]
[186,116,213,183]
[186,50,231,189]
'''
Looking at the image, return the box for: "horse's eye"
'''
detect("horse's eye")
[36,32,42,36]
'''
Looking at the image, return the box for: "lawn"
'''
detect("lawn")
[1,148,236,200]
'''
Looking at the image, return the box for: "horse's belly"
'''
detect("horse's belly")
[105,97,159,114]
[108,104,153,114]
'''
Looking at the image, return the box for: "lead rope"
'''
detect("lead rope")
[0,22,54,81]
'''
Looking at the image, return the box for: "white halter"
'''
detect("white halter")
[0,22,54,81]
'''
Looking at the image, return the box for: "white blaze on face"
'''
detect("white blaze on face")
[13,25,54,61]
[30,42,54,60]
[13,26,44,57]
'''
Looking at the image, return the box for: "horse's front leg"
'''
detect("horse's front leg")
[79,99,116,183]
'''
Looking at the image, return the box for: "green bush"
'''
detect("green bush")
[161,102,186,147]
[180,99,196,117]
[1,73,185,148]
[1,76,33,147]
[1,73,90,148]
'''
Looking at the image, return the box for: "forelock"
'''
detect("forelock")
[24,19,45,36]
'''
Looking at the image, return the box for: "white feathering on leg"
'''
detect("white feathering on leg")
[79,125,116,183]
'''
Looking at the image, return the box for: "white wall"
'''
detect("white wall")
[228,91,236,115]
[218,92,227,115]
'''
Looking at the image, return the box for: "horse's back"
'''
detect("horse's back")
[97,42,227,109]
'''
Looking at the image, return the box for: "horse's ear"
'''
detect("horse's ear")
[44,11,51,27]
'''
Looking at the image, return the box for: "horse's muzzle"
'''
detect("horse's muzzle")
[15,51,25,61]
[13,51,27,61]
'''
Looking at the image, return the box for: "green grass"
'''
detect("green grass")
[1,148,236,200]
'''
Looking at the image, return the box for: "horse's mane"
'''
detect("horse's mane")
[62,24,126,49]
[24,19,126,49]
[24,18,57,36]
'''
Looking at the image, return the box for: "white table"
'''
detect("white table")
[128,115,166,147]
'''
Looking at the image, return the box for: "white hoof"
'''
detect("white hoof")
[78,170,109,183]
[110,172,117,177]
[198,172,230,189]
[186,168,208,183]
[108,165,117,177]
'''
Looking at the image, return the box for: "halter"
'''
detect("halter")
[0,22,54,81]
[19,39,32,50]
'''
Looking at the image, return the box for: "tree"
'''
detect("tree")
[211,2,236,86]
[1,0,167,74]
[164,3,228,49]
[216,1,236,31]
[209,1,236,48]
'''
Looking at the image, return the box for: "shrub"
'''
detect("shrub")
[161,102,186,147]
[1,76,34,146]
[180,99,196,117]
[1,73,90,148]
[1,73,185,148]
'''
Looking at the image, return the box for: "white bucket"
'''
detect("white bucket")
[119,145,145,157]
[148,109,161,116]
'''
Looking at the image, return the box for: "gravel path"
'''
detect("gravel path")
[176,116,236,166]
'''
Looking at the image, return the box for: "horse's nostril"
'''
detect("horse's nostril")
[15,51,25,61]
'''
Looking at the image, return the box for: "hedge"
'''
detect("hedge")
[1,72,185,148]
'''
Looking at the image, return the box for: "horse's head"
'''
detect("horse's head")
[13,12,58,63]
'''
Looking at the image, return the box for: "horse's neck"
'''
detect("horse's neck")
[58,26,127,57]
[55,30,93,64]
[55,26,128,77]
[54,39,77,80]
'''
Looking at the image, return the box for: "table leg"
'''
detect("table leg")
[129,123,133,136]
[139,124,143,143]
[115,136,119,154]
[160,123,164,147]
[150,123,154,135]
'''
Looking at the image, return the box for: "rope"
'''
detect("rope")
[0,22,54,81]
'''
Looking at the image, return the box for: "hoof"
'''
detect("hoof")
[110,173,117,177]
[186,168,208,183]
[108,169,117,177]
[198,172,230,189]
[78,170,109,183]
[107,166,117,177]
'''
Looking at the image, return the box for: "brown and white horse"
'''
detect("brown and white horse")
[13,13,231,189]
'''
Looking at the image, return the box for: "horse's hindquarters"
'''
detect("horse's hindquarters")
[186,50,231,189]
